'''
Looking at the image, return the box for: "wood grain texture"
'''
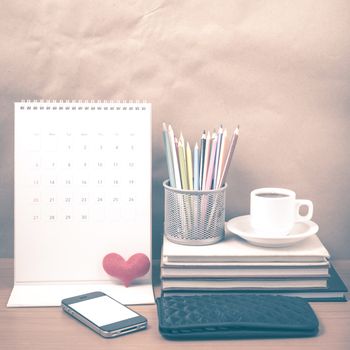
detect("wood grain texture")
[0,259,349,350]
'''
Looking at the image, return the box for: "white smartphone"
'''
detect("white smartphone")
[61,291,147,338]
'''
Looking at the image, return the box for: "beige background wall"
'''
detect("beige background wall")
[1,0,350,259]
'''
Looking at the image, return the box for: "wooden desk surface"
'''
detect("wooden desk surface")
[0,259,349,350]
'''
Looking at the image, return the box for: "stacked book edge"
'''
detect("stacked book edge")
[160,233,348,301]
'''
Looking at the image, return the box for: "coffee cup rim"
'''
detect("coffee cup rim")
[251,187,295,198]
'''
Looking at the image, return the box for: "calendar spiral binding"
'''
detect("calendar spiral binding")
[17,99,149,111]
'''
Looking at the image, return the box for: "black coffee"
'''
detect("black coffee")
[256,193,289,198]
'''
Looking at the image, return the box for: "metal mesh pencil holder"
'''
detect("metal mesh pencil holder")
[163,180,227,245]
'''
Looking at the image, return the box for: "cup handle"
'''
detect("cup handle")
[295,199,313,222]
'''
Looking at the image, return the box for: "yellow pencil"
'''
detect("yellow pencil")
[178,134,188,190]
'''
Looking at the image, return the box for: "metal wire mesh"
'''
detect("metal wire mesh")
[163,180,226,245]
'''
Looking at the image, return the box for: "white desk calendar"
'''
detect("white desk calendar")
[8,100,154,307]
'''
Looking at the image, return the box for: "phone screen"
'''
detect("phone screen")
[69,295,139,327]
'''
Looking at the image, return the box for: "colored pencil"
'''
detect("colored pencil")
[199,131,206,190]
[178,134,188,190]
[162,123,175,188]
[205,132,218,190]
[212,125,223,189]
[168,125,182,189]
[201,131,211,190]
[216,128,227,189]
[218,126,239,188]
[186,141,193,190]
[193,142,200,190]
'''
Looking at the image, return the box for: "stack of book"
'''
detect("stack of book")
[161,232,348,301]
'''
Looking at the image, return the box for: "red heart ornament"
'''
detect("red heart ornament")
[102,253,150,287]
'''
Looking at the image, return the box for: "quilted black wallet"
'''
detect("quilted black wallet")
[156,294,319,340]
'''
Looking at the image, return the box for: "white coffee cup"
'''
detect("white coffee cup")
[250,188,313,236]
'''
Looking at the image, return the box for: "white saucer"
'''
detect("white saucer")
[226,215,319,248]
